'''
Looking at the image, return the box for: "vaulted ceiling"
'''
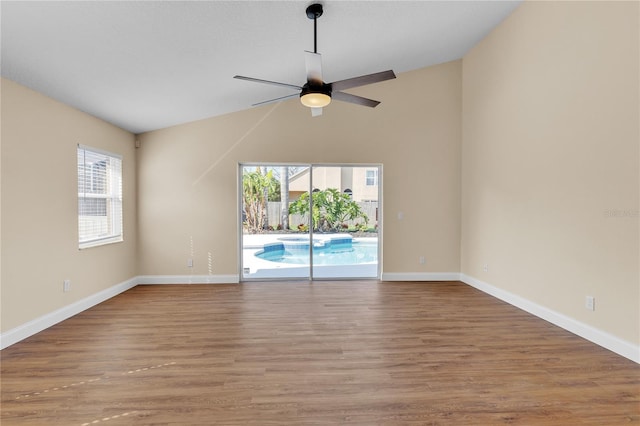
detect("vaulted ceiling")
[1,1,521,134]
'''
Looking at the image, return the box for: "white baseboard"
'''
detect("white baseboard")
[136,274,239,285]
[460,273,640,364]
[0,274,238,349]
[4,272,638,364]
[381,272,461,282]
[0,277,138,350]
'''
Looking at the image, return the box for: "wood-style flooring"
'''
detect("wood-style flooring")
[1,281,639,425]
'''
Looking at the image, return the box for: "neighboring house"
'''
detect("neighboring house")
[288,166,379,202]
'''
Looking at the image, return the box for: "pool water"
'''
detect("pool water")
[256,241,378,265]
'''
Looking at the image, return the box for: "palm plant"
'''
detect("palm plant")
[289,188,368,232]
[242,168,277,233]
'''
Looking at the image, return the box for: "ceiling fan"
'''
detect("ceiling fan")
[234,3,396,117]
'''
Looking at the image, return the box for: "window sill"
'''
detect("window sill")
[79,237,123,250]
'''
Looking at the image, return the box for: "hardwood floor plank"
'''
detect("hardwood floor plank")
[1,281,638,425]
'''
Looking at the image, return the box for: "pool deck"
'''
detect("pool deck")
[242,233,378,279]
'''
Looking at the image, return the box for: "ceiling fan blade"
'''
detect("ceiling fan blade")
[304,51,323,85]
[311,107,323,117]
[234,75,302,91]
[332,91,380,108]
[252,93,300,107]
[329,70,396,92]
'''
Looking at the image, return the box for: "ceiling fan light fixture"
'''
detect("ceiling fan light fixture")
[300,91,331,108]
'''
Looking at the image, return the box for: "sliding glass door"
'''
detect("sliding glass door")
[309,165,379,279]
[240,164,310,280]
[239,164,380,281]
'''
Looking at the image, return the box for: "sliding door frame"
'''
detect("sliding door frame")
[238,162,383,282]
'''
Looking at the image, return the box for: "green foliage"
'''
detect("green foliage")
[242,168,278,233]
[268,180,281,202]
[288,188,369,232]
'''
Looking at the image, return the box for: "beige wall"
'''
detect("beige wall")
[0,78,137,332]
[136,61,462,276]
[461,1,639,345]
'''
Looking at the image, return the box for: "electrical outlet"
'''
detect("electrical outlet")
[482,264,489,272]
[63,279,71,292]
[419,256,426,265]
[585,296,595,311]
[187,259,193,268]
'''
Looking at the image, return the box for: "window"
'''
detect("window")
[77,145,123,248]
[365,169,378,186]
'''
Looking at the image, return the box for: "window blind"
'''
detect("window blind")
[77,145,123,249]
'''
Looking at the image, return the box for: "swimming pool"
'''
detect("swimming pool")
[255,237,378,266]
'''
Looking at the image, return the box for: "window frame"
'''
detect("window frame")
[365,169,378,186]
[77,144,123,249]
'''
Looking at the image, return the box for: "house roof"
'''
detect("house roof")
[1,1,521,134]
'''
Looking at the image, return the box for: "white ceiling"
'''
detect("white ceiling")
[1,1,521,134]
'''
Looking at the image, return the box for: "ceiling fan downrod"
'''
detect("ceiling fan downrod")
[306,3,323,54]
